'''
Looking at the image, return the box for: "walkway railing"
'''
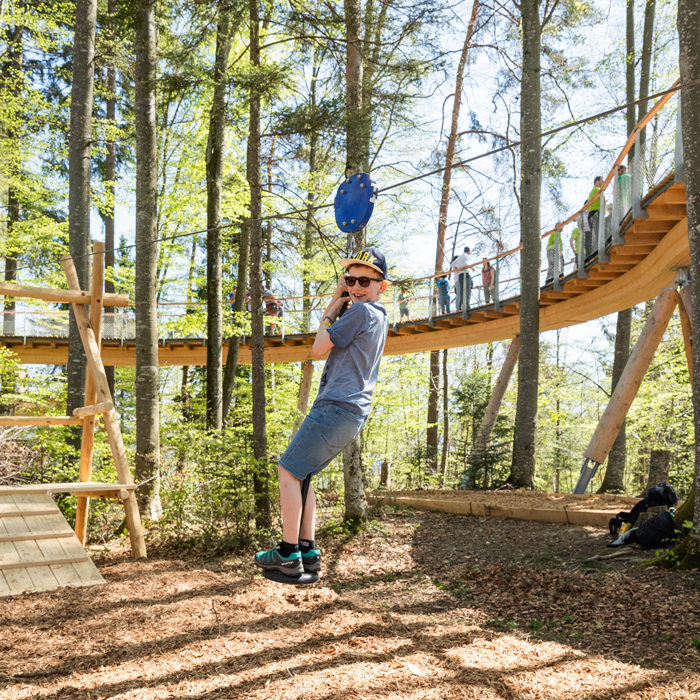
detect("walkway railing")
[0,82,684,343]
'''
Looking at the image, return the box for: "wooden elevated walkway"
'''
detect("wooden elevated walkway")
[0,176,688,366]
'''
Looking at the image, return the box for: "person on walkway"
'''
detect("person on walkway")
[618,163,632,222]
[263,287,278,333]
[570,225,580,266]
[545,229,564,283]
[587,176,603,244]
[398,285,411,322]
[451,247,471,311]
[481,258,494,304]
[436,274,450,314]
[254,248,389,578]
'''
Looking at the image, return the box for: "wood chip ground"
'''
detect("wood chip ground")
[1,507,698,699]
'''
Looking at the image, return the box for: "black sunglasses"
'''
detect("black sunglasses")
[344,275,384,287]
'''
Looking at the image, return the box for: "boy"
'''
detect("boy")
[254,247,389,577]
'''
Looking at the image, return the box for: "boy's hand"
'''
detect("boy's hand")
[334,275,349,298]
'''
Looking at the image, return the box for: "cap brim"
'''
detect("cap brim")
[339,258,386,278]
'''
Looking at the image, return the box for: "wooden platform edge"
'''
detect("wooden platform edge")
[368,495,615,528]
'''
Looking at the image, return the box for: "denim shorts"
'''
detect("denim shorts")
[279,404,366,481]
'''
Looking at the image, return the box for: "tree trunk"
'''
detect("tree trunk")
[638,0,656,154]
[427,2,480,473]
[641,449,670,497]
[221,223,250,422]
[426,350,440,471]
[103,0,117,398]
[134,0,161,520]
[626,0,636,159]
[344,0,364,177]
[66,0,97,429]
[206,2,235,431]
[248,0,270,531]
[676,0,700,568]
[509,0,541,488]
[341,0,368,525]
[181,239,196,420]
[440,348,449,485]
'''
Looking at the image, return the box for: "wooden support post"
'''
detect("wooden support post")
[61,255,147,559]
[583,287,678,466]
[291,360,314,438]
[472,337,520,455]
[678,284,693,386]
[75,242,105,545]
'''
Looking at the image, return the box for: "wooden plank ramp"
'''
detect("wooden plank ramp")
[0,493,104,598]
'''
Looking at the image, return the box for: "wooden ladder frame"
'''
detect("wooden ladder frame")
[0,243,147,558]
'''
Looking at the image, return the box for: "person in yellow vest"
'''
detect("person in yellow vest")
[587,175,603,239]
[545,229,564,283]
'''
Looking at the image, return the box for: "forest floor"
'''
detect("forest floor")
[2,505,700,700]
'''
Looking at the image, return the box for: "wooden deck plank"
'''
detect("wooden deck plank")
[0,482,136,495]
[28,495,103,586]
[2,496,60,593]
[0,518,34,596]
[13,494,82,587]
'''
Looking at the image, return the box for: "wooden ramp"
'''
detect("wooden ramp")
[0,491,104,598]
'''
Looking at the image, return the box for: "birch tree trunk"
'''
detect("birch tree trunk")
[248,0,270,530]
[134,0,161,520]
[427,1,480,472]
[509,0,541,488]
[206,2,235,431]
[67,0,97,425]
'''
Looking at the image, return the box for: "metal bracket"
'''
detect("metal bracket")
[573,458,600,495]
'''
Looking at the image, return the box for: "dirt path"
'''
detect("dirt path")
[1,509,699,699]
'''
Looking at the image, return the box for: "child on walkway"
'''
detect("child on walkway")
[254,248,390,578]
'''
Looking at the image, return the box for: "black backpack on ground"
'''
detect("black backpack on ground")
[627,511,680,549]
[608,481,679,537]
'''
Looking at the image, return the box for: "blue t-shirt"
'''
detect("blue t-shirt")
[313,301,388,417]
[436,278,449,297]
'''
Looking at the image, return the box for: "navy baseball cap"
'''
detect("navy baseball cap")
[339,247,388,280]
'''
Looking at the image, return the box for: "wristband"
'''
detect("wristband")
[321,320,332,328]
[324,316,334,325]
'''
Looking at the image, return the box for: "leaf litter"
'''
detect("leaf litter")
[0,503,698,699]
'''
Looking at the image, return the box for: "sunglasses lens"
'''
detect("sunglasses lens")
[345,276,356,286]
[358,278,372,287]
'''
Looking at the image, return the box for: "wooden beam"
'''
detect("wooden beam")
[75,242,106,545]
[0,556,90,571]
[62,255,147,559]
[584,287,678,464]
[0,416,83,427]
[0,282,129,307]
[471,338,520,463]
[73,401,113,417]
[0,531,74,543]
[0,482,135,495]
[0,509,61,517]
[291,361,314,438]
[69,489,130,499]
[645,204,686,220]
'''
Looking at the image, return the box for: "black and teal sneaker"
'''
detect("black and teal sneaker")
[301,548,321,573]
[254,546,303,577]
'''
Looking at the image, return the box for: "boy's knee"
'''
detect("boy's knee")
[278,463,299,482]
